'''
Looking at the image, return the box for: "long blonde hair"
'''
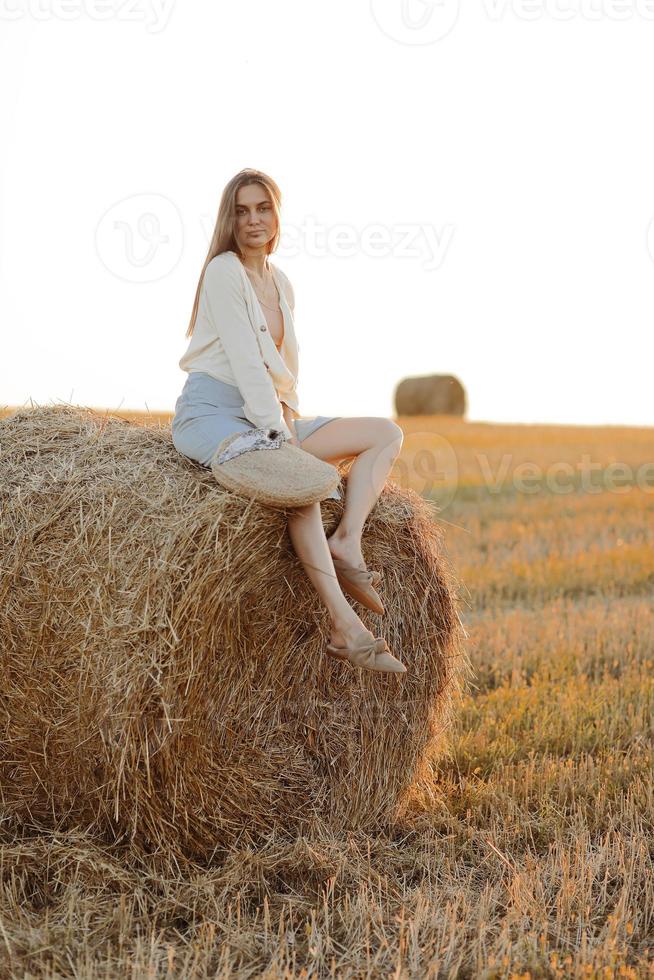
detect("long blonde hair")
[185,169,283,339]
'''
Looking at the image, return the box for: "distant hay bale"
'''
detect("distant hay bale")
[395,374,467,417]
[0,405,466,862]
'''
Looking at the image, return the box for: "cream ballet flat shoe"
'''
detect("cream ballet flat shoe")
[325,634,406,674]
[331,558,385,615]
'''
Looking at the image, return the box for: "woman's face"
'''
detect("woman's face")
[234,184,277,256]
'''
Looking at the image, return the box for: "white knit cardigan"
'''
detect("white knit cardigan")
[179,251,300,439]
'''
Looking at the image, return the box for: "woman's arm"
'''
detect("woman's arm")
[282,401,301,446]
[282,401,298,424]
[276,266,300,443]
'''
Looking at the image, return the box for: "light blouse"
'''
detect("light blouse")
[178,250,300,439]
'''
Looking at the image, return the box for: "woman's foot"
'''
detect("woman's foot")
[329,617,376,651]
[327,532,383,598]
[326,618,407,674]
[326,532,367,572]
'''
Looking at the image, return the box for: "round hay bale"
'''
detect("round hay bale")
[0,405,466,862]
[395,374,467,417]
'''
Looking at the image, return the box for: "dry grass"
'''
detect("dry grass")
[0,404,652,978]
[0,405,463,864]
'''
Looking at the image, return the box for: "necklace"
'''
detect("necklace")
[245,267,281,313]
[243,264,284,350]
[255,293,281,312]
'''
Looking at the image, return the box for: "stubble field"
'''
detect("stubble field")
[1,408,652,978]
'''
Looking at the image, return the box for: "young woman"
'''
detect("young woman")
[172,168,406,673]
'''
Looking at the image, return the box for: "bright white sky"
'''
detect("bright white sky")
[1,1,653,426]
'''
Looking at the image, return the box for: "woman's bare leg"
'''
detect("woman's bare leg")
[287,502,376,648]
[297,417,404,570]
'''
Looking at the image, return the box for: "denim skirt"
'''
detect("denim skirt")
[171,371,341,472]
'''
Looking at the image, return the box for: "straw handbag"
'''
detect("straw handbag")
[210,426,341,509]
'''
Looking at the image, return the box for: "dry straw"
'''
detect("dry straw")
[0,405,467,863]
